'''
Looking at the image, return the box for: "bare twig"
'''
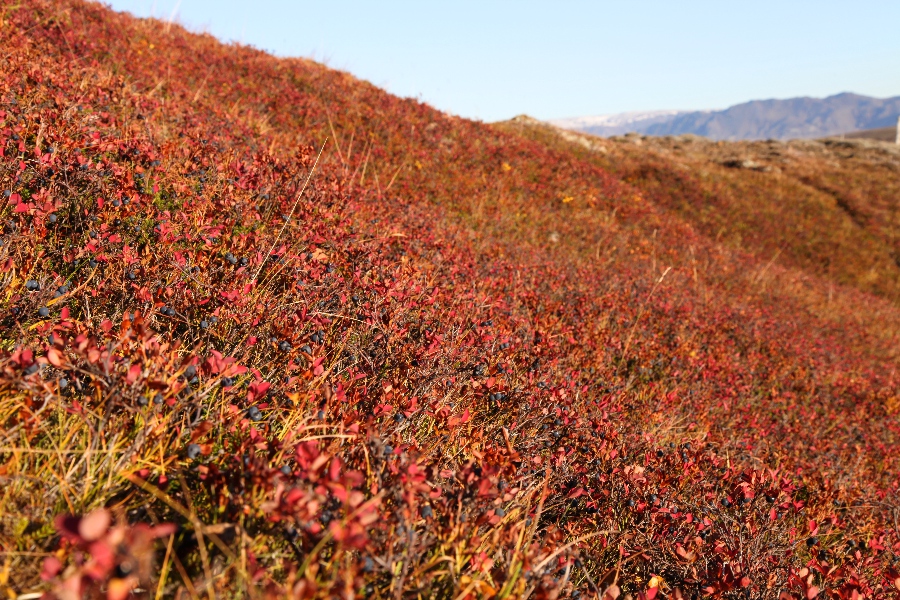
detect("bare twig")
[253,139,327,282]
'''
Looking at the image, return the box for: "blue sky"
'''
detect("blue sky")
[107,1,900,122]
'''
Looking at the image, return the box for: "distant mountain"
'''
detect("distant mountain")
[550,110,691,137]
[552,93,900,141]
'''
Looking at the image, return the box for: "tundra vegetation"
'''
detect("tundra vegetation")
[1,2,900,598]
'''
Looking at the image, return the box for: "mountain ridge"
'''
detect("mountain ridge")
[550,109,693,135]
[553,92,900,140]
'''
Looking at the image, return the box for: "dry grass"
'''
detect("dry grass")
[0,2,899,599]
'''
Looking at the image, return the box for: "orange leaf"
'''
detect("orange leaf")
[46,347,64,367]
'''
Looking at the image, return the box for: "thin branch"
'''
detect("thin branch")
[253,139,328,282]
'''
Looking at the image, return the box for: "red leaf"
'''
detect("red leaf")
[247,380,271,402]
[329,458,342,482]
[40,556,62,581]
[47,347,64,367]
[126,363,142,383]
[566,486,586,499]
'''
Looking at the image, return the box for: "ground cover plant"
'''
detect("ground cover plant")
[498,118,900,346]
[1,1,900,598]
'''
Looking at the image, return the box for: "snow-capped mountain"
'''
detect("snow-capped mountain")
[549,110,692,137]
[552,93,900,141]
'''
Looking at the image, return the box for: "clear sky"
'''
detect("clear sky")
[106,1,900,123]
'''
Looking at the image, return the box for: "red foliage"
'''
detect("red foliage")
[0,1,898,598]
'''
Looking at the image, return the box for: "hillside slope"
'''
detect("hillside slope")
[843,127,897,142]
[2,2,900,599]
[501,118,900,314]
